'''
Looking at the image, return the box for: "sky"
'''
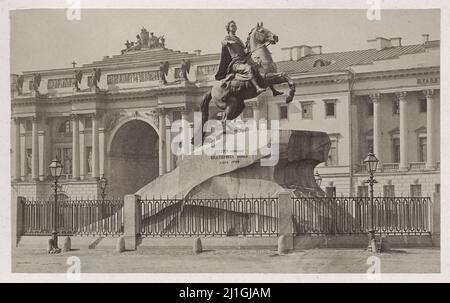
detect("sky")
[10,9,440,74]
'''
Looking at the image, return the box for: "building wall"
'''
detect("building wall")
[353,172,439,197]
[356,92,440,165]
[268,91,351,167]
[15,181,99,200]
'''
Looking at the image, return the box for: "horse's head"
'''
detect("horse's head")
[248,22,279,47]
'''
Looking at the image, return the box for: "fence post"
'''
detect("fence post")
[12,196,25,247]
[278,191,293,250]
[431,192,440,247]
[124,194,140,250]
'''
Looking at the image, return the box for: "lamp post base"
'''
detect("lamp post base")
[367,230,377,253]
[48,231,61,254]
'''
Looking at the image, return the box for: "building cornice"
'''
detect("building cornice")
[354,66,439,82]
[11,83,210,108]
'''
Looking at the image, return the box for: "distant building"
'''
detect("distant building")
[10,31,440,199]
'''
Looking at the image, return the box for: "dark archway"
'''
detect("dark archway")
[106,120,159,198]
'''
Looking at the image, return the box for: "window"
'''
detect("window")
[383,185,395,197]
[392,99,400,115]
[84,117,92,129]
[324,100,336,118]
[313,59,331,67]
[418,137,427,162]
[172,111,182,122]
[279,105,288,120]
[55,147,72,177]
[357,185,369,197]
[301,102,313,119]
[368,102,374,116]
[419,99,427,113]
[410,184,422,197]
[326,187,336,197]
[25,120,32,132]
[435,184,440,193]
[392,138,400,163]
[58,120,72,134]
[326,139,338,166]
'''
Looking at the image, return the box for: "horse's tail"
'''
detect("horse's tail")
[192,91,212,145]
[200,91,212,129]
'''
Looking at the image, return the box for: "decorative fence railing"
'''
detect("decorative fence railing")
[139,197,279,237]
[22,198,124,236]
[292,196,431,235]
[20,195,432,238]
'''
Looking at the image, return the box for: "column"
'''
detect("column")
[158,108,167,175]
[91,113,99,179]
[424,89,436,169]
[369,94,382,165]
[248,100,260,153]
[19,120,26,181]
[31,116,39,180]
[252,101,261,125]
[79,118,86,180]
[397,91,408,171]
[181,109,190,157]
[99,127,105,177]
[13,118,21,180]
[38,127,46,181]
[166,123,173,173]
[71,114,80,179]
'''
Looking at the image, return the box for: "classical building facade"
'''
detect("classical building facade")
[10,30,440,199]
[270,35,440,197]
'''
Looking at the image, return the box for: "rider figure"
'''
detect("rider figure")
[215,20,266,95]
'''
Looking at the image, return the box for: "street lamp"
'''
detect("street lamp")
[364,150,379,253]
[48,158,63,254]
[314,170,322,187]
[99,176,108,232]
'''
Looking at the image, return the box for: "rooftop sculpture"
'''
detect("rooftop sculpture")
[121,27,166,54]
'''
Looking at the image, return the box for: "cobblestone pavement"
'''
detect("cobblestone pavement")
[12,247,439,274]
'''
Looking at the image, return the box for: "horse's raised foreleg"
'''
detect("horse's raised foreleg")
[264,72,296,103]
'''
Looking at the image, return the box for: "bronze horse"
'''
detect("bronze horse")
[196,23,295,143]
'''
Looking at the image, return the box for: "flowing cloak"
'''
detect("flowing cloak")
[215,34,248,81]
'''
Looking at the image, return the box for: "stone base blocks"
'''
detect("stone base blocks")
[277,192,294,253]
[63,236,71,252]
[123,194,140,251]
[193,237,203,254]
[116,236,126,253]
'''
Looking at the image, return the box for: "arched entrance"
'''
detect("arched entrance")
[106,120,159,198]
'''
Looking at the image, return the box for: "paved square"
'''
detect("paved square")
[12,247,440,274]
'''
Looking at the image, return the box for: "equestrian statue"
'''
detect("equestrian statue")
[195,20,295,143]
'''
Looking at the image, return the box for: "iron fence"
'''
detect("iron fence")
[22,198,124,236]
[292,196,431,235]
[21,195,431,238]
[139,197,279,237]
